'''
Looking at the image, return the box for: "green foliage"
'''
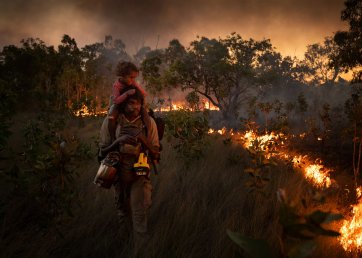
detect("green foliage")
[185,91,200,110]
[303,37,341,84]
[243,137,278,195]
[0,34,139,116]
[333,0,362,81]
[287,241,316,258]
[142,33,301,120]
[277,189,343,257]
[164,109,209,166]
[227,229,275,258]
[227,187,343,258]
[1,113,92,229]
[257,101,274,131]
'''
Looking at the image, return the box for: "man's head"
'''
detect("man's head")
[116,61,139,86]
[119,87,144,119]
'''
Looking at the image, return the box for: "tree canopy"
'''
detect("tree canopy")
[333,0,362,82]
[142,33,304,120]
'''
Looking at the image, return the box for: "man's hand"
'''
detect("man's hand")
[114,134,137,145]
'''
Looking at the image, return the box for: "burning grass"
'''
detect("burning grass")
[208,127,362,255]
[209,128,334,189]
[340,199,362,252]
[73,104,108,117]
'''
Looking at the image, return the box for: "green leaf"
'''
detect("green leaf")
[288,240,316,258]
[307,210,343,224]
[283,224,315,239]
[227,229,275,258]
[307,224,341,237]
[323,213,343,223]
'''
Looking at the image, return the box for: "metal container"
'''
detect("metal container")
[94,151,120,189]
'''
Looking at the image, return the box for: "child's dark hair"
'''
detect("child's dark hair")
[116,61,139,77]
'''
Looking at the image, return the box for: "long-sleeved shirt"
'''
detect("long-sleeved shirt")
[98,114,159,154]
[112,79,147,105]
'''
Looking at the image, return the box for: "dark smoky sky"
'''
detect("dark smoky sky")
[0,0,347,58]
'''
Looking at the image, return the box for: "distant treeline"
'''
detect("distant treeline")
[0,0,360,120]
[0,35,152,115]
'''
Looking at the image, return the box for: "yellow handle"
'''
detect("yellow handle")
[134,153,150,169]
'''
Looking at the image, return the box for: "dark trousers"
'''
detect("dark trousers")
[114,175,152,234]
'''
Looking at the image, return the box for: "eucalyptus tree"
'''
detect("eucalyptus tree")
[303,37,341,85]
[142,33,296,120]
[333,0,362,82]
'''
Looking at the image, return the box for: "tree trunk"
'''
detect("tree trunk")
[221,103,239,127]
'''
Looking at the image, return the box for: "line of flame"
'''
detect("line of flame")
[339,186,362,252]
[208,127,362,252]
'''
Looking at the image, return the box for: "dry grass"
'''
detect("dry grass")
[0,117,355,258]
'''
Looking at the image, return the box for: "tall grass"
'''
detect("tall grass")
[0,118,349,258]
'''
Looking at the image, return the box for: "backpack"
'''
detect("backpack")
[148,109,165,142]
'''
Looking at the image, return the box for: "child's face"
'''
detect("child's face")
[122,71,139,86]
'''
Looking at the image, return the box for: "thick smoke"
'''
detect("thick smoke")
[0,0,346,57]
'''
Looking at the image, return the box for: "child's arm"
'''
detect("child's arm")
[133,82,147,97]
[113,89,135,105]
[112,81,135,105]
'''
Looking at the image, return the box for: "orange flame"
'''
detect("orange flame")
[340,199,362,252]
[209,129,334,188]
[158,99,219,112]
[357,187,362,199]
[339,186,362,252]
[218,127,227,135]
[74,105,107,117]
[209,127,362,252]
[291,156,332,188]
[304,164,331,188]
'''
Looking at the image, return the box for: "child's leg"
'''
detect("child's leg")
[108,104,119,142]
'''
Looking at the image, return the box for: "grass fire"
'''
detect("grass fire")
[1,1,362,256]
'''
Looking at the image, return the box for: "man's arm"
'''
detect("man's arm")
[137,117,160,161]
[100,134,137,156]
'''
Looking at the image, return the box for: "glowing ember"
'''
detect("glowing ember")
[340,199,362,252]
[208,127,227,135]
[304,164,331,188]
